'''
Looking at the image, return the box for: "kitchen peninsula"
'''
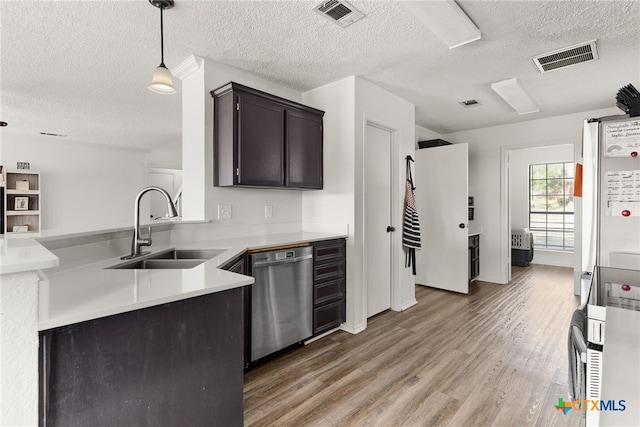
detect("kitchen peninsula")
[1,221,347,426]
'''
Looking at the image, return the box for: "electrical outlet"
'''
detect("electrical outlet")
[218,204,232,220]
[265,205,273,218]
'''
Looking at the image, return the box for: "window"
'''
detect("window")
[529,162,574,251]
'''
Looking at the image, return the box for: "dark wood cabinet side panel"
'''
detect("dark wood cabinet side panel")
[224,255,246,275]
[237,94,285,187]
[214,91,236,186]
[39,290,244,427]
[286,110,323,189]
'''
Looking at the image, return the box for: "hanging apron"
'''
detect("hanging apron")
[402,156,421,275]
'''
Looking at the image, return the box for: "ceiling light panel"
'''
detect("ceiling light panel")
[399,0,481,49]
[491,78,539,115]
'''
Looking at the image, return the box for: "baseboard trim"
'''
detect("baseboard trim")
[401,298,418,311]
[305,327,340,344]
[340,323,366,335]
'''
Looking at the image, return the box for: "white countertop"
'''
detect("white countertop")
[39,231,346,331]
[0,237,59,274]
[600,306,640,426]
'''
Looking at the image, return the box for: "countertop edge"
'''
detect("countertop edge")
[0,238,59,275]
[38,231,346,331]
[38,273,254,331]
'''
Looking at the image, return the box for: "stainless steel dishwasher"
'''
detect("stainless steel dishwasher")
[250,246,313,362]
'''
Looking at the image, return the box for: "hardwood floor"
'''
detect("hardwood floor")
[244,264,585,427]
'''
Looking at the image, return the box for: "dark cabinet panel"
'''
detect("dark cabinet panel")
[237,93,285,187]
[39,289,245,427]
[220,254,251,368]
[313,300,345,335]
[286,109,323,189]
[314,259,345,283]
[313,239,346,262]
[314,277,345,306]
[212,82,324,190]
[312,239,346,335]
[223,254,247,275]
[469,235,480,280]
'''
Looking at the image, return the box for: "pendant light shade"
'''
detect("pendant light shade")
[148,0,175,95]
[149,64,176,94]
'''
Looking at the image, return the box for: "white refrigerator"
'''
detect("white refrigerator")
[577,116,640,275]
[577,115,640,427]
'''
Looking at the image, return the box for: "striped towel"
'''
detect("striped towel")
[403,158,421,275]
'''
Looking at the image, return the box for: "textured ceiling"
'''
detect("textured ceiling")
[1,1,639,151]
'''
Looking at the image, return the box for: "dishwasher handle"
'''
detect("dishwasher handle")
[252,253,313,268]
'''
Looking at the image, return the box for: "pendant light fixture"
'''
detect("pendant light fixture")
[148,0,176,94]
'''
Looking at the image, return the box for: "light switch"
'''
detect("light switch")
[218,204,232,220]
[265,205,273,219]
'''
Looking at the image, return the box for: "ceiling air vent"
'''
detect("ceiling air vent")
[532,40,599,73]
[40,132,67,138]
[314,0,365,28]
[459,99,481,108]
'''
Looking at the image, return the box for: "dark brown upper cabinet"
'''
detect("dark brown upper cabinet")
[212,82,324,189]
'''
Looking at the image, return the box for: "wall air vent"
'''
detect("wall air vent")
[532,40,599,73]
[314,0,365,28]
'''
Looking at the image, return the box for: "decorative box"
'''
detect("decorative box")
[16,180,29,191]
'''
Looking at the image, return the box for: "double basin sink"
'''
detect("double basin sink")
[108,248,226,270]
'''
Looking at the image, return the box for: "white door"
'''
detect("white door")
[365,124,393,317]
[415,143,469,294]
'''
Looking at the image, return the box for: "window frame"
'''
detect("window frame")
[528,161,575,252]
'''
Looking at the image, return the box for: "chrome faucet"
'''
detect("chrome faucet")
[122,186,179,260]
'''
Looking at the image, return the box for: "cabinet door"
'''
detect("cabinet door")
[286,109,323,189]
[237,93,285,187]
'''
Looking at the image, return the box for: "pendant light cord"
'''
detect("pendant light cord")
[159,6,165,67]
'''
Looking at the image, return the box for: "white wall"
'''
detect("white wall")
[509,144,574,267]
[443,107,621,284]
[1,133,182,233]
[145,142,182,169]
[179,56,304,228]
[303,76,417,334]
[354,78,417,314]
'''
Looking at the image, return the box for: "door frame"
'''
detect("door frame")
[362,117,401,318]
[500,140,577,284]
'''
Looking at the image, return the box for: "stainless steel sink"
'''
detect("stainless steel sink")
[147,249,226,260]
[111,259,207,270]
[107,248,226,269]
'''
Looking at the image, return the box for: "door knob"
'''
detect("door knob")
[459,223,466,229]
[387,226,395,232]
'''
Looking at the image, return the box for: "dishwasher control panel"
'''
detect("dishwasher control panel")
[275,251,295,260]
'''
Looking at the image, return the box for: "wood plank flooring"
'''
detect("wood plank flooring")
[244,264,585,427]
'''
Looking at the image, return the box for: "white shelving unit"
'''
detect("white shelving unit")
[4,170,41,234]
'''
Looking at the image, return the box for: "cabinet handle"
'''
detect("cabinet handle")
[386,226,395,232]
[459,223,466,229]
